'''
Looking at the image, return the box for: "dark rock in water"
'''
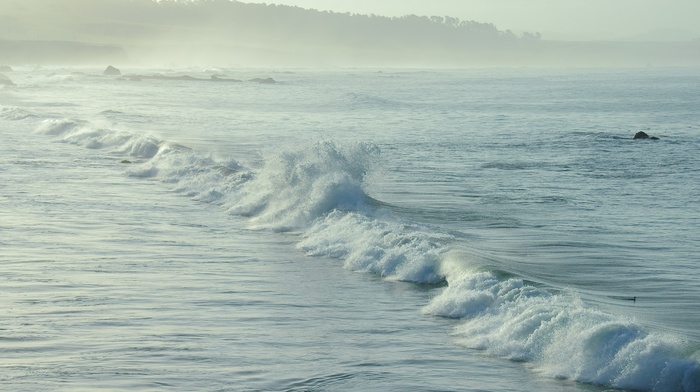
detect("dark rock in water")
[121,159,132,164]
[250,77,276,84]
[633,131,659,140]
[0,73,15,86]
[104,65,121,76]
[0,65,13,72]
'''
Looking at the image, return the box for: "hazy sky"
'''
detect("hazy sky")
[244,0,700,41]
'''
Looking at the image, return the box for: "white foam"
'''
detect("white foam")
[0,106,37,120]
[36,118,84,135]
[34,118,382,234]
[227,141,379,231]
[34,117,249,205]
[36,118,161,158]
[114,133,450,282]
[132,144,248,205]
[299,210,450,283]
[423,261,700,391]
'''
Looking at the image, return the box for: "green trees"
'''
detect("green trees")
[1,0,545,65]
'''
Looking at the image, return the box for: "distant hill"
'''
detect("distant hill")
[1,0,699,66]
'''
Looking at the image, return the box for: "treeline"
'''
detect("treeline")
[137,0,540,46]
[47,0,539,46]
[4,0,698,66]
[1,0,543,65]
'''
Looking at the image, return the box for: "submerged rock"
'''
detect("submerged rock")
[104,65,121,76]
[633,131,659,140]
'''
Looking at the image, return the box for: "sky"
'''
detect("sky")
[243,0,700,41]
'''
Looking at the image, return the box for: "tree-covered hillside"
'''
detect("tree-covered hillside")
[1,0,698,66]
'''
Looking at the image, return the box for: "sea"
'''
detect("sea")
[1,65,699,392]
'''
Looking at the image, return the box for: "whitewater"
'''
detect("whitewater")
[1,66,699,391]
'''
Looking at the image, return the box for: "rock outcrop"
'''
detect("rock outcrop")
[633,131,659,140]
[104,65,121,76]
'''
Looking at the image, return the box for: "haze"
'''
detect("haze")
[1,0,699,67]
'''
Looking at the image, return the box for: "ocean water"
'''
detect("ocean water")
[1,66,699,391]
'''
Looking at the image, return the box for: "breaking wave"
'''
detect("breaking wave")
[425,256,700,391]
[30,114,700,392]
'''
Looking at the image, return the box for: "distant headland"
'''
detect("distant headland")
[2,0,700,67]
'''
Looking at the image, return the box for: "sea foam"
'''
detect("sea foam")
[424,255,700,391]
[227,141,379,231]
[299,210,451,283]
[0,106,37,121]
[36,118,160,158]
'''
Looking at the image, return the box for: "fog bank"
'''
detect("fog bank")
[1,0,699,67]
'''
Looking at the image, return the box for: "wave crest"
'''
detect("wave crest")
[0,106,37,120]
[424,262,700,391]
[229,141,379,231]
[37,118,160,158]
[299,210,450,283]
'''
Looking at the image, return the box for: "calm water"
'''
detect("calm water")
[1,66,699,391]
